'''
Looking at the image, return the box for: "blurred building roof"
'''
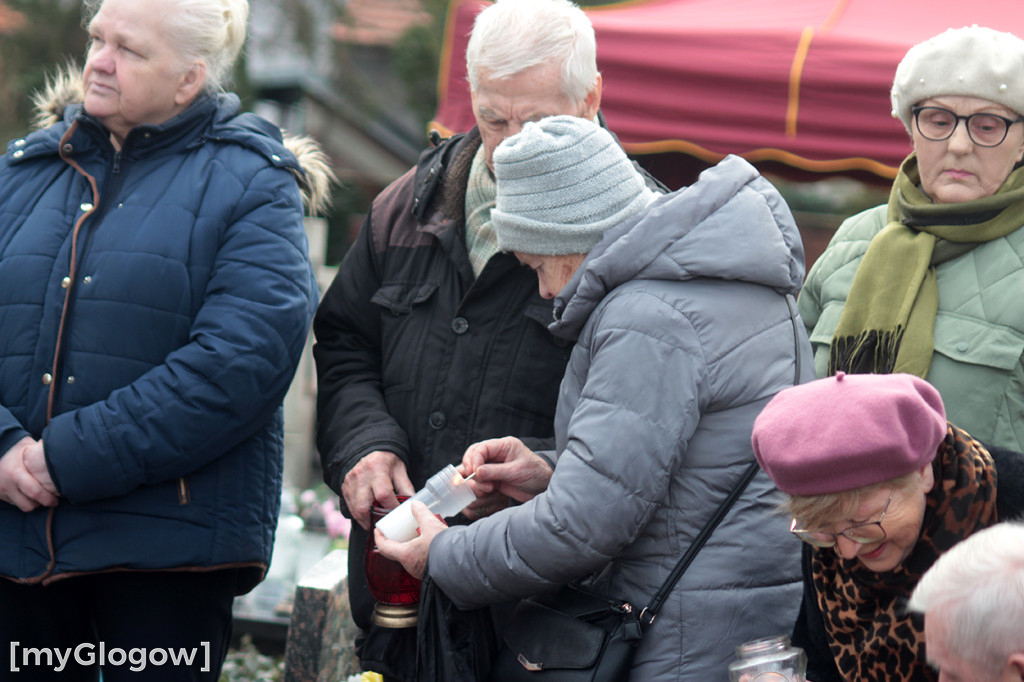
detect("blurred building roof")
[0,2,24,33]
[333,0,432,47]
[246,0,427,193]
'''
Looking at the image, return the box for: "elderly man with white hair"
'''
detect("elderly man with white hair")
[909,522,1024,682]
[313,1,664,678]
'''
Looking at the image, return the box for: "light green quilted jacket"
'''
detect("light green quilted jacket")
[798,204,1024,451]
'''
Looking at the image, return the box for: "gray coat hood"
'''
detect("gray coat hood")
[553,155,805,340]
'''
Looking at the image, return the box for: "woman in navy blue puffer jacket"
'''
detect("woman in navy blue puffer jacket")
[0,0,330,678]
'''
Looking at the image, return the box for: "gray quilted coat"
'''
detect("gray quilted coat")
[430,155,810,681]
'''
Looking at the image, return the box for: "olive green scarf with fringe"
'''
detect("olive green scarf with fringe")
[829,155,1024,377]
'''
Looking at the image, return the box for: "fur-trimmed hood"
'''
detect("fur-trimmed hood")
[31,65,336,216]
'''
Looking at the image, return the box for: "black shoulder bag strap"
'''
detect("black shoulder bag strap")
[638,294,804,626]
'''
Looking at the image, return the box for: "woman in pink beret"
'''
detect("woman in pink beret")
[751,372,1024,682]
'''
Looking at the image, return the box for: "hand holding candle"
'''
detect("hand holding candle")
[374,500,450,579]
[375,464,477,541]
[460,436,554,520]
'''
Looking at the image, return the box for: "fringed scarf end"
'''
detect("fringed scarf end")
[829,327,905,375]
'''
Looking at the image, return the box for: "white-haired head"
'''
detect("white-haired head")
[909,522,1024,680]
[84,0,249,94]
[466,0,599,106]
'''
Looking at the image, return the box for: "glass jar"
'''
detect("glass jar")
[728,635,807,681]
[365,497,421,628]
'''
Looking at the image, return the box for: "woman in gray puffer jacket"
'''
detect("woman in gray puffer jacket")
[378,115,809,680]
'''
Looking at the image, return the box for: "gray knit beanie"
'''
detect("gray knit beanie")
[491,115,656,256]
[891,26,1024,132]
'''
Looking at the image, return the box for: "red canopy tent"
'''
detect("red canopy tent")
[432,0,1024,184]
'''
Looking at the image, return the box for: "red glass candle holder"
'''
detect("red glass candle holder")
[366,497,421,628]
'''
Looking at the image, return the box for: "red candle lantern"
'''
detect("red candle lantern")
[365,497,421,628]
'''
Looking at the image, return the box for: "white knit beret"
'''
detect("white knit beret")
[491,115,656,256]
[891,26,1024,132]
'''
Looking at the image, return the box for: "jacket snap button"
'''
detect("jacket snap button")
[61,276,71,288]
[13,150,23,158]
[83,276,92,284]
[15,139,25,147]
[451,317,469,334]
[42,373,53,385]
[956,342,968,352]
[62,143,73,154]
[428,411,447,429]
[80,202,94,212]
[67,376,75,385]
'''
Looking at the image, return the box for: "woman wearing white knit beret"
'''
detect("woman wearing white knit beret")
[378,115,813,680]
[799,26,1024,452]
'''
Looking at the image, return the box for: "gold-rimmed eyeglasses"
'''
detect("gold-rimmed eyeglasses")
[790,489,895,549]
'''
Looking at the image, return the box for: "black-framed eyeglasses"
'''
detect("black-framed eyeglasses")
[912,105,1024,148]
[790,489,895,549]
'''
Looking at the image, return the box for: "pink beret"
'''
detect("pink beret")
[751,372,946,496]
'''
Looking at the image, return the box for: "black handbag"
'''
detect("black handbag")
[488,461,761,681]
[488,296,805,680]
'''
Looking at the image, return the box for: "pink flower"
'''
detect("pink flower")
[325,509,351,540]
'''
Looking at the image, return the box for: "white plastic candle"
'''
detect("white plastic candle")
[376,465,477,541]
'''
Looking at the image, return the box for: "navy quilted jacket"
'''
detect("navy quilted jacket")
[0,86,319,592]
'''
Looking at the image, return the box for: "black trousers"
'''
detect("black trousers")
[0,570,237,681]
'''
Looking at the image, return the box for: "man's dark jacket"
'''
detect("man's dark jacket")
[314,124,663,677]
[313,128,573,632]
